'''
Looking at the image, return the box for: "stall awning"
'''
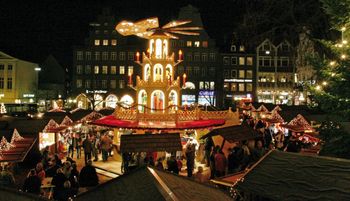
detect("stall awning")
[91,115,225,130]
[120,133,182,153]
[0,136,36,163]
[200,123,260,142]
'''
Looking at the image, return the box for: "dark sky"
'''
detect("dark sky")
[0,0,243,66]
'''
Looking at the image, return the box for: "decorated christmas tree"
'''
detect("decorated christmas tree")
[10,129,24,144]
[0,103,6,114]
[0,136,14,152]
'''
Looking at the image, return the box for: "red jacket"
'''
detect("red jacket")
[214,153,227,172]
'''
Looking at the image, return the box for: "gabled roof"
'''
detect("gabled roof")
[75,166,231,201]
[0,51,15,59]
[200,123,259,142]
[236,151,350,201]
[8,119,50,135]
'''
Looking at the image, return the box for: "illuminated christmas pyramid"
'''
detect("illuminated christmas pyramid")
[116,18,200,113]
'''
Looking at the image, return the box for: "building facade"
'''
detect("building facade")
[222,43,256,108]
[256,39,296,104]
[169,5,222,108]
[0,51,39,104]
[72,8,145,110]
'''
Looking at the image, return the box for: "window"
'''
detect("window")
[202,41,208,47]
[194,66,200,76]
[259,56,272,67]
[111,66,117,74]
[199,81,204,90]
[128,66,134,75]
[94,40,100,46]
[0,78,3,89]
[77,51,83,60]
[210,81,215,90]
[111,39,117,46]
[7,77,12,89]
[102,52,108,60]
[231,83,237,92]
[238,83,245,91]
[201,67,207,76]
[95,30,100,35]
[209,67,215,75]
[239,70,245,78]
[224,70,229,78]
[279,57,289,67]
[231,70,237,78]
[85,65,91,74]
[280,77,287,82]
[119,66,125,74]
[119,52,125,60]
[239,57,245,65]
[187,66,192,75]
[209,53,216,61]
[246,83,253,91]
[7,65,12,71]
[224,83,229,91]
[186,41,192,47]
[76,65,83,74]
[231,57,237,65]
[102,66,108,74]
[85,80,91,88]
[0,65,4,70]
[230,45,236,52]
[247,57,253,65]
[94,52,100,60]
[128,52,134,61]
[103,30,108,34]
[246,70,253,79]
[94,66,99,74]
[76,79,82,88]
[223,57,230,65]
[239,45,245,52]
[93,80,97,88]
[178,66,184,75]
[186,53,192,61]
[194,41,200,47]
[119,80,125,89]
[111,52,117,60]
[194,53,200,61]
[201,53,208,61]
[86,51,91,60]
[102,80,107,88]
[103,39,108,46]
[179,40,184,47]
[110,80,116,89]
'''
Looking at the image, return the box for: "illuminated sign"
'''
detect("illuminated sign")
[199,91,214,96]
[85,90,108,94]
[224,79,252,83]
[23,94,35,98]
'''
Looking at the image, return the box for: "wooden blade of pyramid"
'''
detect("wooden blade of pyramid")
[169,27,202,31]
[168,30,200,36]
[164,32,179,39]
[162,20,192,29]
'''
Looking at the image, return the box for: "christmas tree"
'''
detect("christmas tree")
[308,0,350,158]
[0,103,6,114]
[11,128,24,144]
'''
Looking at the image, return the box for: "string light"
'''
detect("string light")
[342,40,348,44]
[322,81,327,86]
[331,73,336,77]
[329,61,336,66]
[315,85,322,91]
[341,26,346,31]
[341,54,346,59]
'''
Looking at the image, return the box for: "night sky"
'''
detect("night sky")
[0,0,328,67]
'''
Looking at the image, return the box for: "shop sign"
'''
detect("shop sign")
[23,94,35,98]
[199,91,214,96]
[85,90,108,94]
[224,79,252,83]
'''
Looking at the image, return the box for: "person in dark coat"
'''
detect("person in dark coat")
[185,140,196,178]
[204,137,214,167]
[22,169,41,195]
[79,160,99,187]
[51,168,68,201]
[167,155,179,174]
[82,136,93,165]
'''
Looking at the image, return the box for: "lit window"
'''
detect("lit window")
[85,65,91,74]
[194,41,200,47]
[103,39,108,46]
[119,66,125,74]
[246,70,253,79]
[119,80,125,88]
[111,66,117,74]
[155,39,162,58]
[239,70,245,78]
[246,83,253,91]
[210,82,215,90]
[280,77,287,82]
[77,51,83,60]
[186,41,192,47]
[94,66,99,74]
[238,83,245,91]
[102,80,107,88]
[111,39,117,46]
[239,57,245,65]
[224,83,229,91]
[247,57,253,65]
[202,41,208,47]
[102,66,108,74]
[239,45,245,52]
[199,81,204,90]
[231,83,237,91]
[110,80,116,89]
[94,40,100,46]
[128,66,134,75]
[76,79,82,88]
[76,65,83,74]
